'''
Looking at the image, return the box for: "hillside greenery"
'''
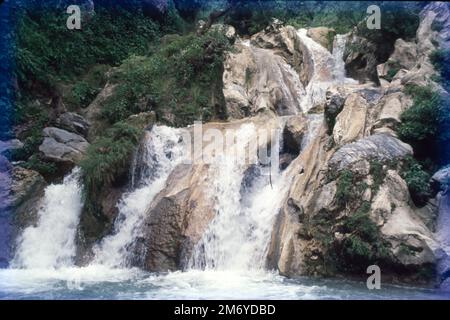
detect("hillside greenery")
[101,29,232,127]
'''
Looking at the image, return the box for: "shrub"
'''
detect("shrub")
[338,201,391,272]
[398,85,442,159]
[342,202,377,242]
[80,120,143,216]
[370,161,385,195]
[430,49,450,90]
[400,156,432,207]
[81,122,141,200]
[384,61,401,82]
[65,65,109,109]
[15,8,161,91]
[101,30,231,126]
[335,170,355,207]
[21,154,57,177]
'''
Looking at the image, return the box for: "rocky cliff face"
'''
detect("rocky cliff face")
[265,2,450,283]
[122,3,450,283]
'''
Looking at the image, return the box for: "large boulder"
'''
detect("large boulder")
[377,39,418,82]
[141,163,215,271]
[329,134,413,173]
[372,170,438,267]
[223,31,305,118]
[344,34,379,83]
[394,2,450,88]
[432,166,450,190]
[0,139,24,156]
[307,27,336,52]
[372,92,412,134]
[141,116,282,271]
[39,127,89,165]
[10,167,47,231]
[332,93,367,146]
[55,112,90,138]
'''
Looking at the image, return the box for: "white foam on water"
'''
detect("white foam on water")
[11,169,82,270]
[92,126,189,267]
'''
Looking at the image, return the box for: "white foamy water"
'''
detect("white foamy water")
[436,192,450,289]
[189,119,301,271]
[11,169,82,269]
[297,29,357,112]
[92,126,188,267]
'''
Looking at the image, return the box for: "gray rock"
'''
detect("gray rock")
[283,116,306,155]
[56,112,90,137]
[11,167,47,229]
[56,112,89,137]
[307,27,336,52]
[0,139,24,156]
[432,166,450,188]
[39,127,89,164]
[329,134,413,172]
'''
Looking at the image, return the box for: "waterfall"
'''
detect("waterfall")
[332,34,354,83]
[187,30,362,272]
[92,126,188,268]
[8,29,352,275]
[437,192,450,289]
[0,155,12,268]
[297,29,357,112]
[10,125,189,271]
[11,169,82,269]
[189,121,289,270]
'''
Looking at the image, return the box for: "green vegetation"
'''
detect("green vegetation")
[398,85,442,160]
[369,160,385,195]
[21,155,57,177]
[335,170,355,207]
[384,61,402,82]
[356,2,421,62]
[400,156,432,207]
[15,8,161,91]
[13,6,164,178]
[430,49,450,90]
[338,202,391,272]
[80,121,145,215]
[65,65,109,110]
[101,30,232,127]
[224,1,367,35]
[396,85,447,206]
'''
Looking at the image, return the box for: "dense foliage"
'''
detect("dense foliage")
[15,8,161,92]
[398,85,443,162]
[339,201,391,272]
[430,49,450,90]
[80,121,143,216]
[400,156,432,207]
[101,30,231,127]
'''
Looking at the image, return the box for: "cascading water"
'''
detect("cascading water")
[0,155,12,268]
[2,28,445,299]
[11,169,82,269]
[187,30,364,273]
[297,29,357,112]
[437,191,450,289]
[92,126,188,268]
[332,34,357,83]
[189,122,291,271]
